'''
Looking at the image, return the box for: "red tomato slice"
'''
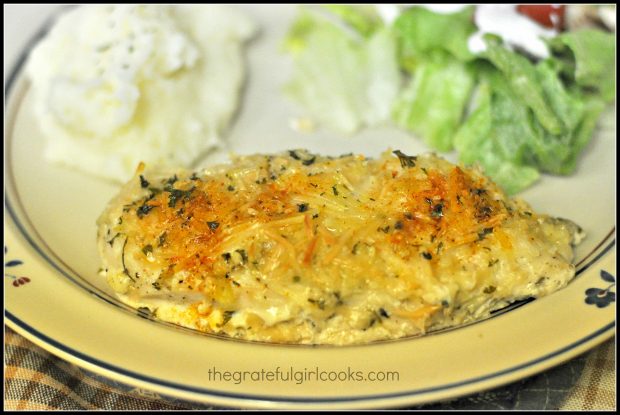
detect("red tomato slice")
[516,5,565,30]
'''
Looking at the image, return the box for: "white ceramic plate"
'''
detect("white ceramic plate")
[4,5,616,409]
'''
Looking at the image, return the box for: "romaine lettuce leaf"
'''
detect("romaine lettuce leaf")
[393,51,475,151]
[454,75,541,194]
[322,5,383,38]
[390,6,478,152]
[392,6,476,71]
[282,5,614,195]
[548,29,616,102]
[455,51,606,193]
[482,35,565,136]
[283,8,400,134]
[527,95,605,175]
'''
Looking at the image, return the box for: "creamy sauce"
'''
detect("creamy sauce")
[468,5,557,58]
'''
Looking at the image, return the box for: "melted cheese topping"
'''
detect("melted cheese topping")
[97,150,583,344]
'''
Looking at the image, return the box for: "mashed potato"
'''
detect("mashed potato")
[26,5,257,182]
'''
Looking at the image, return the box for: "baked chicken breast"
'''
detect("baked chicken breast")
[97,150,583,344]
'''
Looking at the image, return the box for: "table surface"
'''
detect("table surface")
[3,326,616,410]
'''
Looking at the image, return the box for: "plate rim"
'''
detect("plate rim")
[5,310,615,408]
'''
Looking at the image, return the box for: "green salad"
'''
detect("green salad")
[283,5,615,194]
